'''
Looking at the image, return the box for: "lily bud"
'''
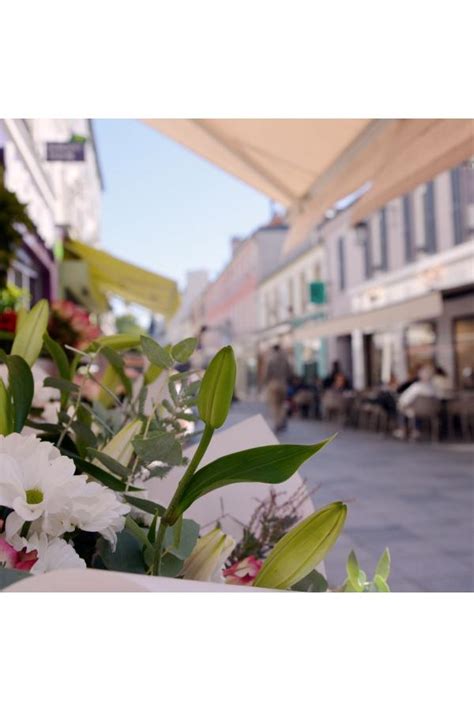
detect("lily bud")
[197,345,236,429]
[182,527,235,582]
[254,502,347,590]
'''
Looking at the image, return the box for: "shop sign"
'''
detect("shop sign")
[46,142,85,161]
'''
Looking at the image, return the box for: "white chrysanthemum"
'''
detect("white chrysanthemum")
[68,482,130,548]
[0,433,129,546]
[25,533,86,575]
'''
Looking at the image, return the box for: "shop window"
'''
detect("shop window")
[405,322,437,375]
[453,317,474,389]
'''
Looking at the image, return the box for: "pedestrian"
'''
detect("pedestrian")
[263,344,292,433]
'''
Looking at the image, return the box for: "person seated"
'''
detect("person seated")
[432,365,451,398]
[393,365,437,440]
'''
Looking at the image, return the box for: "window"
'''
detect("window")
[423,181,437,254]
[363,222,373,279]
[451,167,465,245]
[379,208,389,271]
[287,277,294,315]
[405,322,437,374]
[403,194,414,263]
[299,272,307,311]
[337,236,346,290]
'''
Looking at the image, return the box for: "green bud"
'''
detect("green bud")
[197,345,236,429]
[254,502,347,589]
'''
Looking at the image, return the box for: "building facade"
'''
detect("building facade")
[0,118,103,306]
[198,218,288,396]
[257,160,474,391]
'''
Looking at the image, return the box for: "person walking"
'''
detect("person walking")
[263,345,292,433]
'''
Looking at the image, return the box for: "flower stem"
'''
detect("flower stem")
[151,423,214,575]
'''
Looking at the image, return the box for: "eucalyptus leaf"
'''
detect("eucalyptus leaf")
[171,337,197,363]
[171,437,334,521]
[163,518,200,560]
[133,431,183,466]
[89,334,142,352]
[0,568,31,591]
[141,336,173,369]
[291,569,328,593]
[97,531,146,574]
[102,346,132,398]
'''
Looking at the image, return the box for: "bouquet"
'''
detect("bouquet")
[0,299,391,592]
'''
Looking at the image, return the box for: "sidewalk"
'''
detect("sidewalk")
[225,401,474,592]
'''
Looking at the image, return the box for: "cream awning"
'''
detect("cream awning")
[144,119,474,252]
[144,118,373,206]
[63,240,180,318]
[293,292,443,340]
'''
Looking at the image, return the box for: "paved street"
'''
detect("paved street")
[225,401,474,592]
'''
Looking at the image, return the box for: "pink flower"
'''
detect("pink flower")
[0,538,38,572]
[223,556,264,586]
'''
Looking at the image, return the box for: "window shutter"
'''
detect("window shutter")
[451,167,464,245]
[337,236,346,290]
[423,181,437,254]
[403,194,414,263]
[379,207,389,271]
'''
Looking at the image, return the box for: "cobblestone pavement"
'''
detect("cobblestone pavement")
[225,401,474,592]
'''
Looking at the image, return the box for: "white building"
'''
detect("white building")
[0,118,103,302]
[296,161,474,390]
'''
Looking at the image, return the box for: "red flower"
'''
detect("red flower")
[223,556,264,586]
[0,311,17,333]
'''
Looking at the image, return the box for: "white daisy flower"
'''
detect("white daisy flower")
[24,533,86,575]
[0,433,129,546]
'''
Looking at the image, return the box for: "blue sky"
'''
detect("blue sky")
[94,120,275,288]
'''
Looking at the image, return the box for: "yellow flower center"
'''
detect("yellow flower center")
[25,488,44,505]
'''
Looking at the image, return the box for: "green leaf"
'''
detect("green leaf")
[144,362,163,385]
[291,569,328,593]
[254,502,347,590]
[346,550,362,589]
[43,376,79,394]
[61,449,132,491]
[133,431,183,466]
[141,336,174,369]
[1,354,34,432]
[163,518,200,560]
[11,299,49,366]
[123,495,165,517]
[125,516,154,553]
[172,437,334,521]
[97,363,123,408]
[374,548,391,582]
[97,531,146,574]
[43,334,70,380]
[171,337,197,363]
[373,574,390,592]
[87,448,131,480]
[197,345,236,428]
[89,333,142,352]
[0,377,12,435]
[0,568,31,591]
[102,346,132,398]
